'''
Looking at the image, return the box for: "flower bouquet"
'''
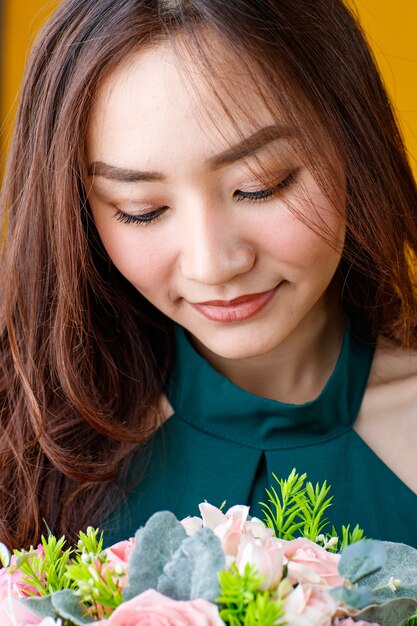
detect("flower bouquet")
[1,469,417,626]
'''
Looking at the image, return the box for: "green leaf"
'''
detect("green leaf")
[260,468,366,545]
[123,511,186,601]
[260,469,308,539]
[333,524,366,550]
[329,585,374,609]
[243,592,285,626]
[354,598,417,626]
[158,527,225,602]
[338,539,385,583]
[77,527,104,557]
[217,564,284,626]
[51,590,91,625]
[21,595,55,619]
[13,535,74,597]
[65,538,124,614]
[359,542,417,602]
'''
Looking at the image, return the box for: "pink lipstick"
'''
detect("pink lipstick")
[189,286,279,322]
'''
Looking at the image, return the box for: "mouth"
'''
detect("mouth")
[189,284,281,323]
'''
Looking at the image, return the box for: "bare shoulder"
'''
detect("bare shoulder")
[159,393,174,422]
[361,334,417,420]
[368,335,417,386]
[356,335,417,495]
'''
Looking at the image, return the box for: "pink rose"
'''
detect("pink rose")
[284,583,337,626]
[106,538,135,567]
[332,617,379,626]
[235,535,284,591]
[0,596,43,625]
[104,538,136,588]
[282,538,344,587]
[189,503,273,558]
[181,517,203,536]
[95,589,224,626]
[245,516,275,541]
[198,504,249,556]
[0,546,45,600]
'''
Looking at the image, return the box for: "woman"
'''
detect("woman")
[1,0,417,550]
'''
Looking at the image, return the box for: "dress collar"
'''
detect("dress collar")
[166,325,375,450]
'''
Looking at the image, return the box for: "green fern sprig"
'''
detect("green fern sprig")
[295,479,333,541]
[260,468,365,549]
[13,534,74,596]
[260,469,307,539]
[244,592,285,626]
[217,564,285,626]
[330,524,365,551]
[65,527,124,617]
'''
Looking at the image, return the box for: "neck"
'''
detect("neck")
[192,300,344,404]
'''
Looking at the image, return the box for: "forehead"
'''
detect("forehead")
[87,36,284,165]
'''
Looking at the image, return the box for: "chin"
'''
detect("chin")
[192,327,282,362]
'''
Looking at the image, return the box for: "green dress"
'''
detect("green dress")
[105,324,417,548]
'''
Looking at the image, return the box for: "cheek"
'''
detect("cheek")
[95,220,176,293]
[259,193,345,273]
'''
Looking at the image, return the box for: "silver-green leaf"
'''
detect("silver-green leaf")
[51,590,91,625]
[354,597,417,626]
[158,527,226,602]
[358,542,417,602]
[20,595,55,619]
[339,539,385,583]
[124,511,187,601]
[329,585,374,609]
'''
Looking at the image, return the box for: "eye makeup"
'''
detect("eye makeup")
[111,168,300,226]
[234,170,297,203]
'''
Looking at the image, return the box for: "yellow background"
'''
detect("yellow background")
[1,0,417,172]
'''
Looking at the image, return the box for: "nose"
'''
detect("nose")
[178,202,255,285]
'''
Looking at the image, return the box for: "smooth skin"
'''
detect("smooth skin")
[86,39,417,495]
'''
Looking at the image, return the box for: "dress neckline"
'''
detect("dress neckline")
[165,325,375,451]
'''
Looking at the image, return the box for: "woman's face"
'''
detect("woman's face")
[86,41,345,361]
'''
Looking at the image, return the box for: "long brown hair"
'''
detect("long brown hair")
[1,0,416,549]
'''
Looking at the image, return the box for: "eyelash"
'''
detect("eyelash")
[115,208,166,226]
[234,171,295,203]
[114,170,296,226]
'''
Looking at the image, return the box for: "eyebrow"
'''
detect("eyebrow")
[87,124,290,183]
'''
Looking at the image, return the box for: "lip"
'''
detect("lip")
[189,285,280,323]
